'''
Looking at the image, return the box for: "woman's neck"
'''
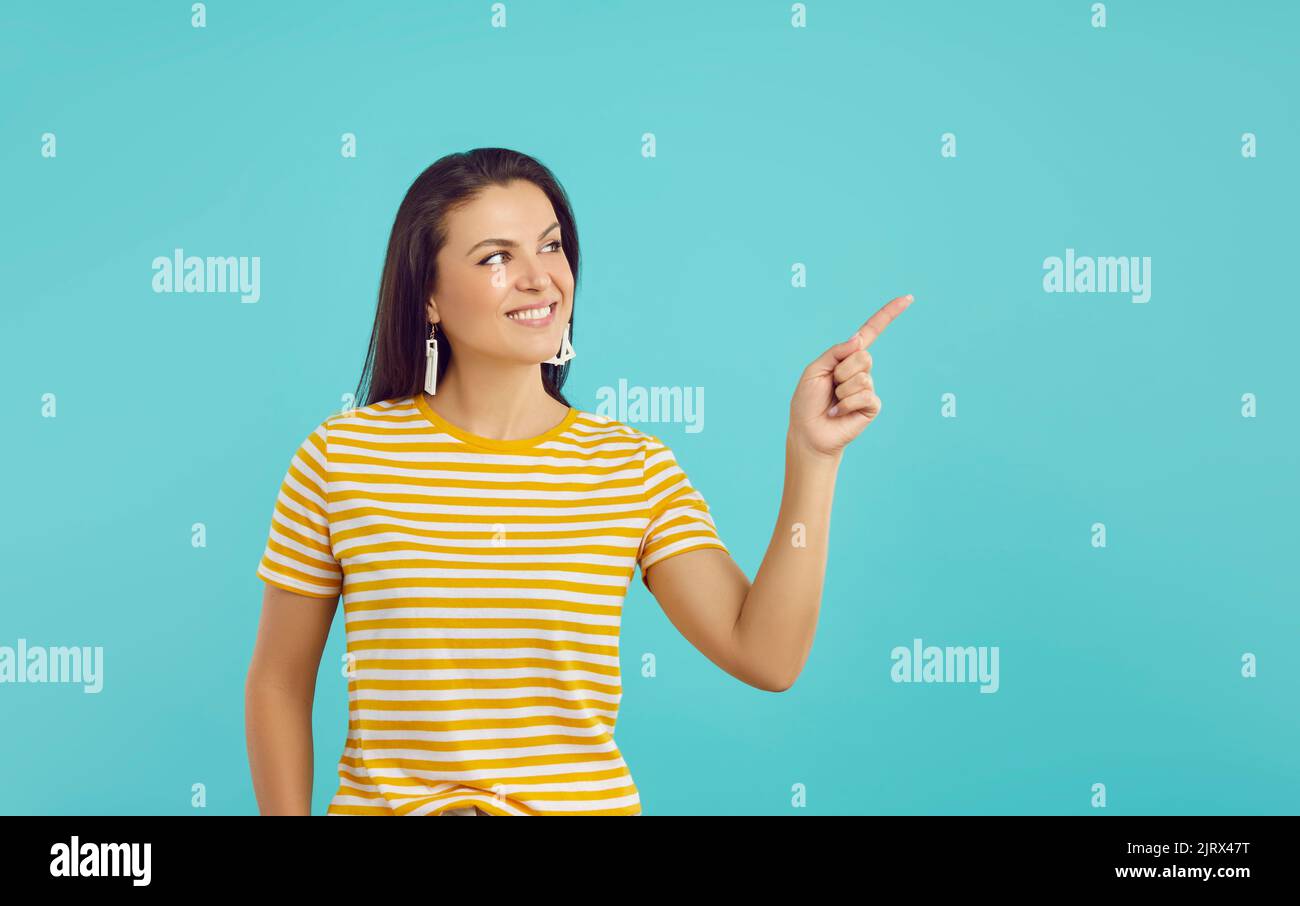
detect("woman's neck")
[424,362,568,440]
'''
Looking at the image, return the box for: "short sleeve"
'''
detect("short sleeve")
[637,435,729,588]
[254,419,343,599]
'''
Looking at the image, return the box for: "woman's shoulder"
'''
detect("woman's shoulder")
[571,408,671,451]
[285,397,420,451]
[323,396,417,428]
[317,399,669,449]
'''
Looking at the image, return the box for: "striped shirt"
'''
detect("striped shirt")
[254,393,728,815]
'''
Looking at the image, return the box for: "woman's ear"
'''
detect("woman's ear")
[426,296,440,325]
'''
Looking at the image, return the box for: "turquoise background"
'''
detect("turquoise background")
[2,0,1296,815]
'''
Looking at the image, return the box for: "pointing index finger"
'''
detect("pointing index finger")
[854,294,914,348]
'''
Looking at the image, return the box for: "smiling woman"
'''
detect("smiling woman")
[246,147,914,817]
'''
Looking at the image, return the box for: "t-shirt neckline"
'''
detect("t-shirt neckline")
[413,392,579,452]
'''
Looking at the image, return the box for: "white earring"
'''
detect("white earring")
[544,322,576,366]
[424,323,439,395]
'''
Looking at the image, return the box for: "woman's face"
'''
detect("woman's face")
[429,179,574,366]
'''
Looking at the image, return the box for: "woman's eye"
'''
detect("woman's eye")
[480,240,562,267]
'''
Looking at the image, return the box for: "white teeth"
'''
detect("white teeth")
[506,304,554,321]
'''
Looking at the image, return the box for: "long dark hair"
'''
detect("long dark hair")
[352,148,579,409]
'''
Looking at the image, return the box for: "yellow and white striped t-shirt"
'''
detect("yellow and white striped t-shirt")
[254,393,729,816]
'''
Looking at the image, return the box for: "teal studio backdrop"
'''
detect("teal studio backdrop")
[2,0,1297,816]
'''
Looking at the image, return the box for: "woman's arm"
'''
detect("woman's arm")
[645,437,840,692]
[645,294,915,693]
[244,583,338,815]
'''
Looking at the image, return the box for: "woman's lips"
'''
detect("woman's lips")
[504,302,557,328]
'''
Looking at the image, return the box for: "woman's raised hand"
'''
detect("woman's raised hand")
[788,294,915,460]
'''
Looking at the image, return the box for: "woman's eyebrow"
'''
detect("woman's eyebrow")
[466,221,560,256]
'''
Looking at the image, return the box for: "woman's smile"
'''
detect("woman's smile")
[504,300,557,327]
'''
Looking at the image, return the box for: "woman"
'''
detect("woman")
[244,148,913,816]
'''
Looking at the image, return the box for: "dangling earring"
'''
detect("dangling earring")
[424,322,439,395]
[544,322,576,366]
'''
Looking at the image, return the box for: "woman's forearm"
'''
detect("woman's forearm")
[732,430,842,690]
[245,676,316,815]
